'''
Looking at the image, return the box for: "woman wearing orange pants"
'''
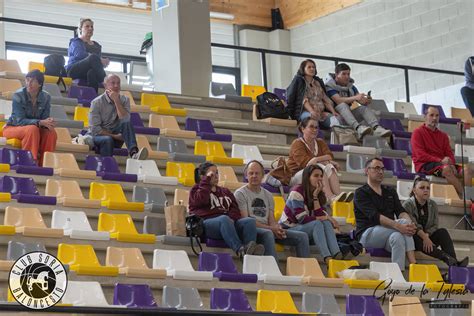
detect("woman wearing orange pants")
[3,70,57,165]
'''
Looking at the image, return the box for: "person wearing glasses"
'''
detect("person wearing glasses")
[354,157,417,270]
[189,162,265,258]
[403,177,468,267]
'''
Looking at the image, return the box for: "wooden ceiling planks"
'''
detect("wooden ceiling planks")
[209,0,275,28]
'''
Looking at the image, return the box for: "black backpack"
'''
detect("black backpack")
[43,54,67,91]
[256,92,289,119]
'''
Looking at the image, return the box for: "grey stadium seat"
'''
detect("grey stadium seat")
[7,241,46,261]
[43,83,78,106]
[362,135,406,157]
[50,105,84,129]
[132,186,167,213]
[301,293,341,314]
[368,99,404,119]
[346,153,393,177]
[143,216,191,246]
[157,136,206,163]
[162,285,204,310]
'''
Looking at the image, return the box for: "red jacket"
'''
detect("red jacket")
[411,124,454,172]
[188,176,242,221]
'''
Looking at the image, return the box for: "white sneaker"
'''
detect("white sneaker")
[131,147,149,160]
[373,126,392,137]
[356,125,372,140]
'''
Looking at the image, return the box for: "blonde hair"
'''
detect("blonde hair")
[78,18,94,36]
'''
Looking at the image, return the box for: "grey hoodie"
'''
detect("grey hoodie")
[324,73,359,98]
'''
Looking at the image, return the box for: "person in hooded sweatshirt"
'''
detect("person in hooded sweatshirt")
[286,59,341,129]
[461,56,474,116]
[188,162,265,258]
[66,18,109,92]
[325,63,391,140]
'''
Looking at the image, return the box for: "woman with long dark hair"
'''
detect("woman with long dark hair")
[403,177,469,267]
[280,164,342,263]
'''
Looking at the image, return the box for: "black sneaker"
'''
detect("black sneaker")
[237,241,258,259]
[253,244,265,256]
[131,147,148,160]
[458,256,469,267]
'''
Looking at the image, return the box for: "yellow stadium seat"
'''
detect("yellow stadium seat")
[0,192,11,203]
[332,201,356,225]
[105,247,166,278]
[57,243,119,276]
[194,140,243,166]
[409,264,465,292]
[451,107,474,124]
[55,128,90,153]
[28,61,72,86]
[4,206,63,238]
[136,135,168,160]
[286,257,344,287]
[0,163,10,173]
[166,162,195,186]
[98,213,155,243]
[6,138,22,148]
[217,166,245,190]
[45,179,101,209]
[273,196,286,252]
[241,84,266,102]
[327,259,359,278]
[149,114,196,139]
[0,225,15,235]
[140,93,187,116]
[89,182,144,212]
[389,296,426,316]
[74,107,89,127]
[43,152,97,179]
[174,188,190,206]
[256,290,299,314]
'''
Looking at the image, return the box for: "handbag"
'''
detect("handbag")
[268,156,292,186]
[164,205,187,236]
[185,214,203,256]
[331,126,359,145]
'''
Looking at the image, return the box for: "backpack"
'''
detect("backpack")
[256,92,289,119]
[43,54,67,91]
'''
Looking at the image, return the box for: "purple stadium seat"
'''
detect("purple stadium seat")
[422,104,460,124]
[382,157,418,180]
[0,148,53,176]
[449,266,474,292]
[273,88,287,102]
[346,295,384,315]
[378,118,412,138]
[198,252,258,283]
[85,155,137,182]
[67,85,97,107]
[0,176,56,205]
[328,144,343,152]
[73,79,104,89]
[203,237,228,248]
[113,148,129,156]
[185,118,232,142]
[210,288,253,312]
[113,283,158,308]
[365,247,391,257]
[393,137,412,156]
[130,113,160,135]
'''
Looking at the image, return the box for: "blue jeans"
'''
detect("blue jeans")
[257,227,310,260]
[93,119,138,157]
[299,111,339,129]
[203,215,257,252]
[359,218,415,271]
[288,220,340,259]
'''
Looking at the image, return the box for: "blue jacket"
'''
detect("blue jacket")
[66,37,102,70]
[7,88,51,126]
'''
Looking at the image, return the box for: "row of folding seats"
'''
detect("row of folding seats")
[397,180,474,206]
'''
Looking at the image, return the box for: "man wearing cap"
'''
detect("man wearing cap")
[3,69,57,165]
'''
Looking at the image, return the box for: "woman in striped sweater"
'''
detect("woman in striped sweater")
[280,164,342,263]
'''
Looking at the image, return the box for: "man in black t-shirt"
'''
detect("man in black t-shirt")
[354,157,417,271]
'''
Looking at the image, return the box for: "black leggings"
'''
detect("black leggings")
[461,86,474,117]
[413,228,456,260]
[67,54,106,92]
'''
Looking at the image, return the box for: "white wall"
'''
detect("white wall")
[3,0,234,66]
[289,0,473,113]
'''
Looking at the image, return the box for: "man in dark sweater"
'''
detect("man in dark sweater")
[354,158,417,270]
[411,105,472,197]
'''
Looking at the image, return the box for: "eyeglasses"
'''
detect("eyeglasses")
[368,166,385,172]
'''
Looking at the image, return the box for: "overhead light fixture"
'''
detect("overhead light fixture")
[210,11,235,21]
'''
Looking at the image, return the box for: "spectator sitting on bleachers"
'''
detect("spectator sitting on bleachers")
[235,160,310,260]
[280,164,342,264]
[3,70,56,166]
[461,56,474,116]
[403,177,469,267]
[286,59,341,128]
[325,63,392,140]
[66,18,109,92]
[411,105,472,197]
[267,117,352,203]
[189,162,265,258]
[354,157,417,271]
[87,74,148,159]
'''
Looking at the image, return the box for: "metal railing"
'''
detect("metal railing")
[0,17,465,101]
